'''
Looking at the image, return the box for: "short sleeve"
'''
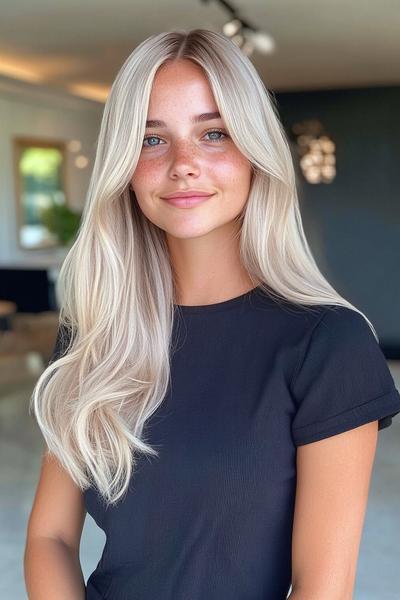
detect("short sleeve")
[290,306,400,446]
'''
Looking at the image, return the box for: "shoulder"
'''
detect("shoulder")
[252,287,332,333]
[254,291,371,351]
[315,304,374,334]
[305,304,377,351]
[291,304,378,386]
[250,288,370,350]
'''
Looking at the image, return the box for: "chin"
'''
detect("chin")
[164,223,217,240]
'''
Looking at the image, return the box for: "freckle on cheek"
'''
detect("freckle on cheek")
[137,164,155,177]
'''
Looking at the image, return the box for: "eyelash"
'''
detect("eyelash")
[142,128,229,148]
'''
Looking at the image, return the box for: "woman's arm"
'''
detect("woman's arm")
[24,450,87,599]
[289,420,378,599]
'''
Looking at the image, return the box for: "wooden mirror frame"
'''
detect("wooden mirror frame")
[13,137,68,251]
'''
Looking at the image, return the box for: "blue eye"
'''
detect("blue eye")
[204,129,228,142]
[142,129,229,148]
[143,135,164,147]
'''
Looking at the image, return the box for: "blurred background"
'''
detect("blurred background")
[0,1,399,598]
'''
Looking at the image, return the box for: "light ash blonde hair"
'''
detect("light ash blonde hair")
[30,28,377,506]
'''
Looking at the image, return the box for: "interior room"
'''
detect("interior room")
[1,2,399,598]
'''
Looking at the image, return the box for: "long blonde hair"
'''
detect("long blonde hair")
[30,28,377,506]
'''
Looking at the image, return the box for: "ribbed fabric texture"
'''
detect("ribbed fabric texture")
[49,287,400,600]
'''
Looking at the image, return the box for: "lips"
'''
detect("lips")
[161,193,214,208]
[161,190,214,199]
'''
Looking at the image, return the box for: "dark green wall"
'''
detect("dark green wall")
[275,86,400,355]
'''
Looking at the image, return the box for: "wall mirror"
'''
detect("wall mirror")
[13,137,68,250]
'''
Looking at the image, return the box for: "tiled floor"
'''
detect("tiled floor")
[1,358,399,599]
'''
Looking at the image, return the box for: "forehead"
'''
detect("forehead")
[147,60,219,121]
[154,58,207,84]
[145,111,222,128]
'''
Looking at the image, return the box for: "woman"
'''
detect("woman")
[24,29,400,599]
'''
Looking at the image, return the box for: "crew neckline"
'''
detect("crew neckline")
[173,284,263,313]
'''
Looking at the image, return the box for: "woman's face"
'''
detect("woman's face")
[130,59,253,240]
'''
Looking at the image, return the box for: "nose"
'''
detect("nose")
[168,139,201,179]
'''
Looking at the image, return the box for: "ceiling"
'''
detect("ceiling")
[0,0,399,104]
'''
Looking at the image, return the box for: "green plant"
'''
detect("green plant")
[40,201,82,246]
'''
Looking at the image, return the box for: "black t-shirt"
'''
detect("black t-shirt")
[50,286,400,600]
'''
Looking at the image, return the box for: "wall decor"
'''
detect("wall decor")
[13,137,68,250]
[290,119,336,184]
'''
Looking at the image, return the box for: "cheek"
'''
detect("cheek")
[212,153,252,193]
[131,160,161,192]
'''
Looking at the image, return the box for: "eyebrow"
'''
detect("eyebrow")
[145,111,222,128]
